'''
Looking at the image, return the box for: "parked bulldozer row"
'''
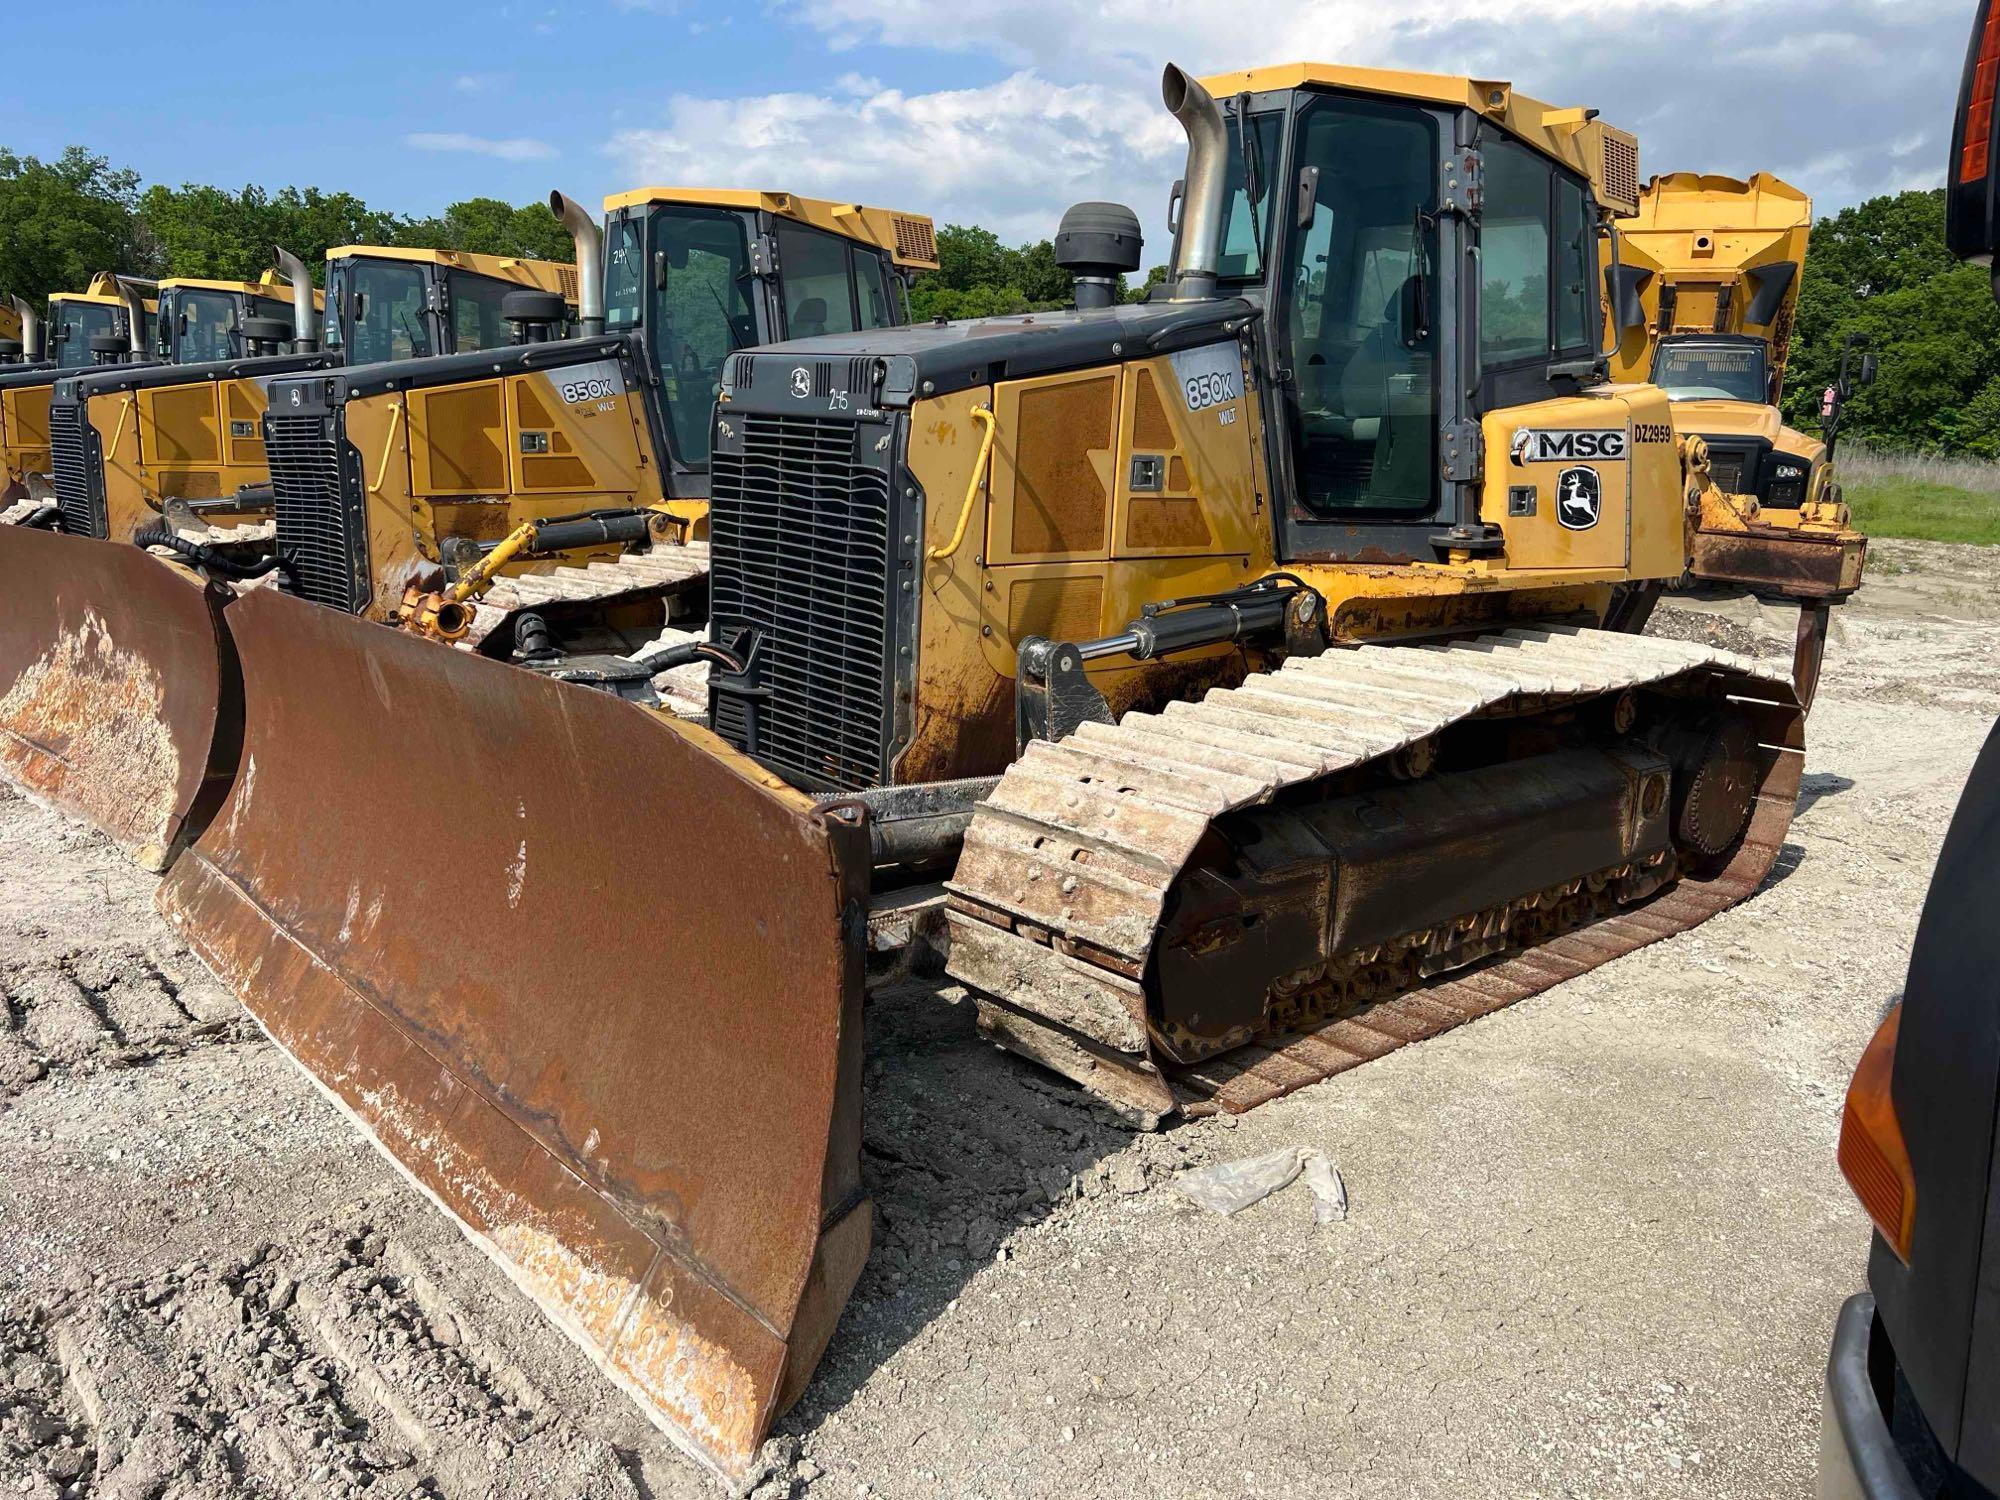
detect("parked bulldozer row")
[0,57,1867,1486]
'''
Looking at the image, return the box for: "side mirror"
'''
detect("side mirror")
[1860,353,1879,386]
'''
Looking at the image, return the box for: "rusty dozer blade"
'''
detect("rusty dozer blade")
[0,524,237,870]
[155,587,872,1483]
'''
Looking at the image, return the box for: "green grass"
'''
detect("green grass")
[1845,476,2000,545]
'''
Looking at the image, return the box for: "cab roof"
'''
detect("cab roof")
[599,188,941,271]
[1199,61,1641,216]
[161,274,326,309]
[324,245,579,303]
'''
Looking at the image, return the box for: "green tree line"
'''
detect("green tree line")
[1783,187,2000,456]
[0,145,1167,322]
[0,146,573,304]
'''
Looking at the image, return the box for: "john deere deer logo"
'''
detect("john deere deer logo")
[1556,466,1601,531]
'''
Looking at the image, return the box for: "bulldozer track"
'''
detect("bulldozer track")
[945,626,1803,1122]
[168,516,274,548]
[459,543,711,649]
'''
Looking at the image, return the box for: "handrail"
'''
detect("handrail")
[367,398,405,496]
[928,404,997,562]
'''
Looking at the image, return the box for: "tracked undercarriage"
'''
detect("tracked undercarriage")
[455,542,712,653]
[946,627,1802,1124]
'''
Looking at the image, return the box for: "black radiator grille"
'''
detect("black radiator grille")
[709,413,894,791]
[48,400,103,538]
[1706,449,1749,495]
[266,410,367,612]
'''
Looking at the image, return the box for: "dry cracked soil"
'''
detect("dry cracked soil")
[0,534,1995,1499]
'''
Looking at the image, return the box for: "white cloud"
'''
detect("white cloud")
[607,72,1183,246]
[606,0,1970,259]
[406,132,558,163]
[771,0,1736,74]
[452,72,508,94]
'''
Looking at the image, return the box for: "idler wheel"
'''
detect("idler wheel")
[1671,716,1758,862]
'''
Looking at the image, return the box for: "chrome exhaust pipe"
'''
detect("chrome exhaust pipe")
[116,276,149,358]
[10,297,38,361]
[272,244,319,352]
[1162,63,1228,302]
[550,190,604,334]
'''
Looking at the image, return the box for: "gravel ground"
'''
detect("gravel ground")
[1,535,1994,1499]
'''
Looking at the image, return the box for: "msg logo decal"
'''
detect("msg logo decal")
[1511,427,1628,464]
[549,359,624,406]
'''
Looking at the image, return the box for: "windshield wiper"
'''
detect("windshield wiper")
[1235,94,1265,268]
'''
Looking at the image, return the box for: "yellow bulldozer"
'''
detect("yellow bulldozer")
[255,188,936,682]
[38,243,576,559]
[1611,170,1867,703]
[2,64,1840,1483]
[0,274,159,507]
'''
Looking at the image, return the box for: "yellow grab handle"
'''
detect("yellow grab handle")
[367,398,405,497]
[928,404,997,562]
[109,394,135,463]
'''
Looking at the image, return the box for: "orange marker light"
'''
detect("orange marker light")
[1838,1004,1917,1263]
[1963,3,2000,184]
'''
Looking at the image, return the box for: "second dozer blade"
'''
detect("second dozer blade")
[0,525,236,870]
[156,586,871,1483]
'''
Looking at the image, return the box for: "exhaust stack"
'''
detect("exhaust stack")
[272,245,319,352]
[8,297,36,361]
[1162,63,1228,302]
[550,190,604,334]
[116,277,149,358]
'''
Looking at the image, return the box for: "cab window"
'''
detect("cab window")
[854,251,898,329]
[1279,95,1440,517]
[448,272,516,352]
[1480,140,1552,369]
[1480,140,1597,380]
[1211,107,1284,284]
[603,216,645,330]
[1554,178,1592,351]
[174,290,238,363]
[53,303,118,368]
[349,262,432,365]
[652,205,755,465]
[777,225,859,339]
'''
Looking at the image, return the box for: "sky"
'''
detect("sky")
[0,0,1972,257]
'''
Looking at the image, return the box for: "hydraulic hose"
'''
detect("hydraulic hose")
[629,638,747,676]
[18,503,60,530]
[132,523,294,582]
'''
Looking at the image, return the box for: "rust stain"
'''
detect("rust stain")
[0,608,182,865]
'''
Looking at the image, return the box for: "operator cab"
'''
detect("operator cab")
[152,277,311,363]
[47,284,156,369]
[1190,71,1635,564]
[598,190,927,472]
[321,248,578,364]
